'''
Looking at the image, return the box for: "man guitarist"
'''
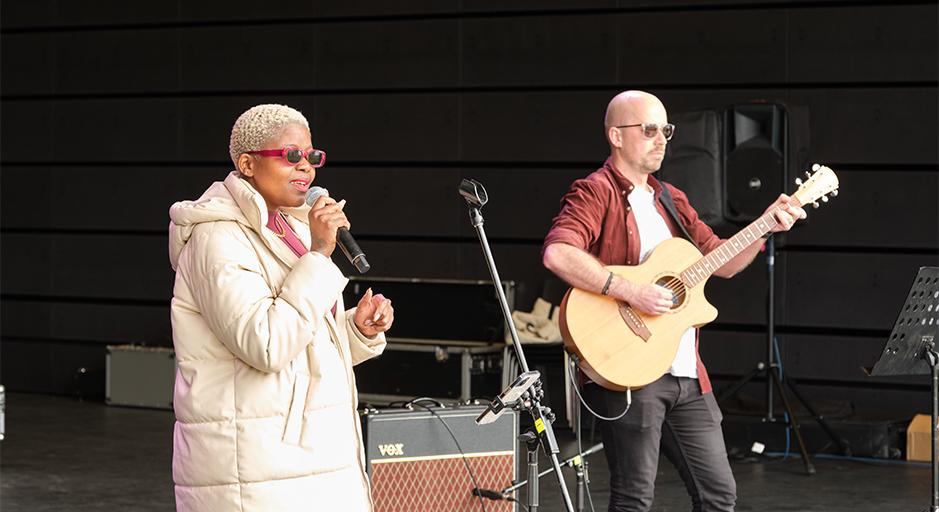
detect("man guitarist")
[542,90,806,512]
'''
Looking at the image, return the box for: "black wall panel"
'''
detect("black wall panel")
[55,30,179,94]
[461,91,609,162]
[312,94,459,162]
[617,10,787,85]
[304,0,460,19]
[55,99,184,162]
[700,330,924,386]
[1,340,106,396]
[318,165,578,240]
[1,97,299,163]
[0,101,57,162]
[699,330,769,376]
[788,5,939,83]
[454,167,582,239]
[1,300,171,344]
[5,1,178,28]
[3,1,895,30]
[3,87,939,166]
[462,0,616,12]
[710,377,930,419]
[781,333,922,386]
[357,240,548,284]
[1,166,222,231]
[319,167,465,237]
[14,163,934,252]
[7,5,936,96]
[699,260,772,326]
[784,170,939,250]
[461,14,618,87]
[2,1,937,421]
[177,97,319,162]
[658,88,938,165]
[0,34,55,95]
[1,234,171,300]
[789,88,938,165]
[781,252,939,330]
[179,27,315,92]
[312,20,460,90]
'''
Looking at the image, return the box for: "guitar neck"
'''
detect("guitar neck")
[681,198,804,287]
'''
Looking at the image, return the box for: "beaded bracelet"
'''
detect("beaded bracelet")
[601,271,614,296]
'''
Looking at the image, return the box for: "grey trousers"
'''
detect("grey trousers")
[584,375,737,512]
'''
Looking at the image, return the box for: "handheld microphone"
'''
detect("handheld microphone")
[305,186,370,274]
[471,488,506,501]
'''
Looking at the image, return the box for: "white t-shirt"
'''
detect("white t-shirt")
[628,185,698,379]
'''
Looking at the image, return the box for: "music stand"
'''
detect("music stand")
[869,266,939,512]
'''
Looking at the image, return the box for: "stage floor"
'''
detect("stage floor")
[0,393,928,511]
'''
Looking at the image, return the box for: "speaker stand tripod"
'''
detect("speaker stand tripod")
[717,235,848,475]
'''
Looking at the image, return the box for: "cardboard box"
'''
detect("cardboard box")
[907,414,933,462]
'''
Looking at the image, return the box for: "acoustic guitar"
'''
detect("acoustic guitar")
[559,164,839,391]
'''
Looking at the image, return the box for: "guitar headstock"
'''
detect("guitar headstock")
[792,164,839,209]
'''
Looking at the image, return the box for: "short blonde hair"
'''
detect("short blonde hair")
[229,104,310,166]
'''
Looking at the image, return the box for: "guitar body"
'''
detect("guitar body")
[558,164,840,391]
[560,237,719,391]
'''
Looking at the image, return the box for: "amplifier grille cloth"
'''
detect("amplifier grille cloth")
[371,453,514,512]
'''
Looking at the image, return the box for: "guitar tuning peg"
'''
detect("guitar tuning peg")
[804,171,812,178]
[830,190,838,197]
[812,201,820,209]
[821,196,829,203]
[795,178,803,185]
[812,163,821,171]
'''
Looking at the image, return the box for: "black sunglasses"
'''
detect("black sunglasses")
[246,146,327,167]
[616,123,675,141]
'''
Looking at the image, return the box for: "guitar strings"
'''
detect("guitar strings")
[648,208,785,303]
[657,277,687,305]
[676,212,781,287]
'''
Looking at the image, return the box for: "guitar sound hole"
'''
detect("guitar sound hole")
[655,275,686,309]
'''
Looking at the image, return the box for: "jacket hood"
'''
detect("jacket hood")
[168,171,310,270]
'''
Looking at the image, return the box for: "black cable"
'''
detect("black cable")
[573,369,598,512]
[507,496,530,512]
[567,356,631,422]
[404,396,445,409]
[386,396,447,409]
[587,480,597,512]
[410,401,488,512]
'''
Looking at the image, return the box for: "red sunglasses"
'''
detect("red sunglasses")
[246,146,327,167]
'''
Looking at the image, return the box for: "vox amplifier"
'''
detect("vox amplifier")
[362,405,517,511]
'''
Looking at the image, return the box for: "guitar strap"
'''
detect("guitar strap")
[657,182,700,251]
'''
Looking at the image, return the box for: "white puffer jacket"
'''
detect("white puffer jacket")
[168,172,385,511]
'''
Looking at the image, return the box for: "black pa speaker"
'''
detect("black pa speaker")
[657,109,726,228]
[660,102,809,231]
[725,103,785,223]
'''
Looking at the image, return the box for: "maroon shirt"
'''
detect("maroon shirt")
[544,158,725,393]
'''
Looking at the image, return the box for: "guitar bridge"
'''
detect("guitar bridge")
[617,302,652,342]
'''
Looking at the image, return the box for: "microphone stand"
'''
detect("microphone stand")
[501,443,603,512]
[460,179,575,512]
